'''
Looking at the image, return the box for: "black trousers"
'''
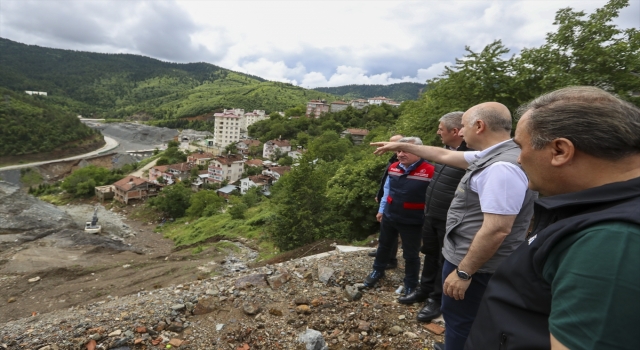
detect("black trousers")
[373,217,422,289]
[419,216,447,302]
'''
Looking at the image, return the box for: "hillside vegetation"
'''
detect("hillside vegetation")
[0,38,337,120]
[314,82,426,101]
[0,87,98,156]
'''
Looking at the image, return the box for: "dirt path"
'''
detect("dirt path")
[0,203,256,324]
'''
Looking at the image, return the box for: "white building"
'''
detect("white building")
[213,109,243,149]
[207,154,246,183]
[213,109,267,148]
[349,99,369,109]
[262,166,291,182]
[367,96,400,107]
[240,175,273,194]
[263,139,292,160]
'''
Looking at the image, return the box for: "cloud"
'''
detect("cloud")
[0,0,224,62]
[1,0,637,88]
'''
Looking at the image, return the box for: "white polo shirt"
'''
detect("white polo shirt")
[463,140,529,215]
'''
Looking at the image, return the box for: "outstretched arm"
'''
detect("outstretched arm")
[371,142,469,169]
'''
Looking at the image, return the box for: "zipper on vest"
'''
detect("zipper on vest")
[499,333,508,350]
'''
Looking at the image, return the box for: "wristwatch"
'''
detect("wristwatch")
[456,267,472,281]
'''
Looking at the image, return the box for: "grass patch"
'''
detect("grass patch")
[128,204,161,223]
[213,241,241,253]
[39,193,74,205]
[20,168,43,187]
[159,201,274,252]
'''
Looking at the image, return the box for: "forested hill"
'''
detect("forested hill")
[313,82,426,101]
[0,87,98,157]
[0,38,336,119]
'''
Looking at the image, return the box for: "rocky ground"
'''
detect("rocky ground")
[0,131,447,350]
[1,246,446,350]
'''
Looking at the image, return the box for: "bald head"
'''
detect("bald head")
[390,134,404,142]
[465,102,513,133]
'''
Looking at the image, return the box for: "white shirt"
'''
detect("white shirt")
[463,139,529,215]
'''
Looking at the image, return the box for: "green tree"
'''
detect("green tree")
[307,131,352,162]
[228,197,248,219]
[61,165,120,197]
[186,190,225,217]
[149,184,192,218]
[269,155,336,250]
[326,152,389,240]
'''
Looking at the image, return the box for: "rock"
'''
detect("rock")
[236,344,250,350]
[167,321,184,332]
[424,322,445,335]
[267,272,291,289]
[344,285,362,301]
[156,321,166,331]
[398,315,406,320]
[389,326,402,336]
[303,271,313,280]
[205,289,218,296]
[85,339,96,350]
[294,297,310,305]
[269,308,283,316]
[318,266,334,284]
[171,303,186,311]
[216,324,224,331]
[311,298,322,307]
[235,274,268,289]
[168,338,183,347]
[7,297,16,303]
[28,276,41,283]
[347,333,359,342]
[108,329,122,337]
[403,331,418,339]
[298,329,329,350]
[243,302,261,315]
[357,320,370,332]
[193,297,216,315]
[135,326,147,333]
[296,305,312,314]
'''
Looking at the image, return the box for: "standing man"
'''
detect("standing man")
[466,87,640,350]
[397,112,470,326]
[369,134,404,269]
[363,137,435,299]
[372,102,537,350]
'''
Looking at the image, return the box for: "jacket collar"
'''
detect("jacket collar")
[536,176,640,211]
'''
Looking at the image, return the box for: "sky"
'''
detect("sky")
[1,0,638,88]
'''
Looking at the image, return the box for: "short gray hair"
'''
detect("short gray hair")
[439,112,464,130]
[398,136,423,145]
[517,86,640,160]
[468,108,512,133]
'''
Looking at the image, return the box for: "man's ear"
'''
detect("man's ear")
[476,120,486,134]
[451,128,461,136]
[550,138,575,166]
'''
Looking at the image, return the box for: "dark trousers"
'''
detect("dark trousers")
[419,216,447,302]
[441,259,492,350]
[373,216,422,289]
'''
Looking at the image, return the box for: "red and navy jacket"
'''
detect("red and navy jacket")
[384,159,435,225]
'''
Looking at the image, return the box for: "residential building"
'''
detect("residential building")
[262,166,291,182]
[243,110,267,127]
[149,165,169,183]
[263,139,292,160]
[367,96,400,107]
[207,154,245,183]
[341,128,370,145]
[235,139,262,156]
[95,185,115,203]
[287,149,304,161]
[350,99,370,109]
[213,109,244,149]
[217,184,239,199]
[187,152,214,166]
[306,100,330,118]
[167,162,194,182]
[240,174,273,194]
[113,176,160,204]
[330,101,349,112]
[245,159,264,168]
[25,91,47,96]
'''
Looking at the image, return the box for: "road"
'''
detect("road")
[0,136,119,171]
